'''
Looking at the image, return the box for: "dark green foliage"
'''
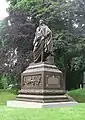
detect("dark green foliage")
[0,10,35,87]
[66,71,83,90]
[0,0,85,89]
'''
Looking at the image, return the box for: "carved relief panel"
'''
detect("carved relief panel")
[22,74,42,88]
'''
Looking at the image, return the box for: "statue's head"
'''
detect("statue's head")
[39,19,44,25]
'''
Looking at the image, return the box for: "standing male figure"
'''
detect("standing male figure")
[33,19,53,63]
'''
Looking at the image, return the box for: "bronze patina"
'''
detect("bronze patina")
[33,20,53,63]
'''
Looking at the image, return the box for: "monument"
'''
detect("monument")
[7,20,77,108]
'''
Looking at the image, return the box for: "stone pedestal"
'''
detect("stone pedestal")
[16,62,70,103]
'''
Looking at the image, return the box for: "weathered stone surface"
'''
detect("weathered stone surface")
[16,62,70,103]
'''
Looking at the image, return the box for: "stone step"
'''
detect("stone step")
[16,94,70,103]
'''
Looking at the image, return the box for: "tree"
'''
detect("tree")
[1,0,85,89]
[0,10,35,87]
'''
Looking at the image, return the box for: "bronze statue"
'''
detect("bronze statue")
[15,21,71,105]
[33,19,53,63]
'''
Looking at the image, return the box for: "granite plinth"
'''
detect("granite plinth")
[16,62,69,103]
[7,100,78,108]
[7,62,76,108]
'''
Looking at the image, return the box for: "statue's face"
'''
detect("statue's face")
[39,20,43,25]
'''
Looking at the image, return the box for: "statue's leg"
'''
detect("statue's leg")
[41,41,44,62]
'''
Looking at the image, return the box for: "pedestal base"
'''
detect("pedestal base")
[16,94,74,103]
[17,62,68,103]
[9,62,76,107]
[7,100,78,108]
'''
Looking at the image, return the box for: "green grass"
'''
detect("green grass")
[0,89,85,120]
[67,89,85,103]
[0,89,16,105]
[0,104,85,120]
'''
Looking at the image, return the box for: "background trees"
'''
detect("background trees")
[0,0,85,90]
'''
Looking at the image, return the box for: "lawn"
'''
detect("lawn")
[0,89,85,120]
[0,89,16,105]
[0,104,85,120]
[67,89,85,103]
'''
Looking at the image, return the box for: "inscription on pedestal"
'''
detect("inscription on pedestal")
[46,75,60,88]
[23,74,42,87]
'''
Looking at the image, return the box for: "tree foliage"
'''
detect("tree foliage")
[0,0,85,89]
[0,9,35,86]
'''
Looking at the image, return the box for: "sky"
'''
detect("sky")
[0,0,9,20]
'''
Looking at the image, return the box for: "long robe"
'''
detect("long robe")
[33,24,53,63]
